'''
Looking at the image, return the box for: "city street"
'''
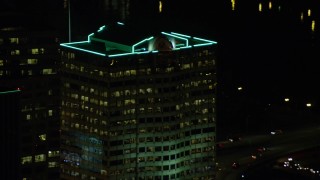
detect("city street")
[216,124,320,180]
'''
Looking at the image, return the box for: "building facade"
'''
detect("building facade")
[60,22,217,179]
[0,13,61,179]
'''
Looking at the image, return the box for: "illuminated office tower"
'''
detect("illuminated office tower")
[0,13,61,179]
[60,22,217,179]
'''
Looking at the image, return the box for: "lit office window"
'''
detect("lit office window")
[48,110,53,116]
[182,64,191,69]
[0,59,3,66]
[9,38,19,44]
[42,68,53,74]
[27,59,38,64]
[31,48,39,54]
[130,70,137,75]
[26,114,31,120]
[11,50,20,55]
[48,151,60,157]
[21,156,32,164]
[39,134,47,141]
[67,52,75,59]
[48,162,59,168]
[35,154,46,162]
[48,89,53,95]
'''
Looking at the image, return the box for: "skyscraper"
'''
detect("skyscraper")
[0,12,61,179]
[60,22,217,179]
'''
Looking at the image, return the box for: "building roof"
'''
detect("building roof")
[60,22,217,57]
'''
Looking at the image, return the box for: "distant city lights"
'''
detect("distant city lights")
[284,98,290,102]
[231,0,236,11]
[300,12,304,21]
[259,3,262,12]
[311,20,315,32]
[237,87,243,91]
[269,1,272,10]
[159,1,162,13]
[306,103,312,107]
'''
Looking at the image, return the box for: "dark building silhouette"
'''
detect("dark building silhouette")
[0,87,21,179]
[0,12,61,179]
[59,22,217,179]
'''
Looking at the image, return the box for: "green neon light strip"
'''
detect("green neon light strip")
[108,52,134,57]
[179,46,192,49]
[88,33,94,42]
[62,41,88,45]
[0,89,21,94]
[60,43,106,56]
[161,32,189,47]
[117,22,124,25]
[97,25,106,32]
[170,32,191,38]
[193,43,215,47]
[132,36,154,52]
[193,37,217,44]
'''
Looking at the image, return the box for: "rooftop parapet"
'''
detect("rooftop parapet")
[60,22,217,57]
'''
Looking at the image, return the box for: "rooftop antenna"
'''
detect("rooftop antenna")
[68,0,71,42]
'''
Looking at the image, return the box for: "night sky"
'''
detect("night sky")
[2,0,320,137]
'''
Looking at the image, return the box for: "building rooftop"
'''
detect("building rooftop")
[60,22,217,57]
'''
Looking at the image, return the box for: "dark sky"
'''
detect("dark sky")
[2,0,319,99]
[2,0,319,135]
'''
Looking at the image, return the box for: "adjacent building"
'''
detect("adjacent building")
[0,13,61,179]
[60,22,217,179]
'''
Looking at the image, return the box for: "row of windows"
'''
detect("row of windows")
[111,145,214,157]
[21,151,60,165]
[63,58,213,78]
[62,115,214,135]
[109,136,214,148]
[0,37,58,45]
[65,85,197,99]
[21,101,54,112]
[0,37,19,44]
[110,155,214,169]
[6,48,45,55]
[0,68,55,76]
[64,85,213,111]
[21,154,46,164]
[63,101,212,117]
[24,109,54,121]
[0,58,38,66]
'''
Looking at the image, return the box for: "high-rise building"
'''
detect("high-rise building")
[60,22,217,179]
[0,13,61,179]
